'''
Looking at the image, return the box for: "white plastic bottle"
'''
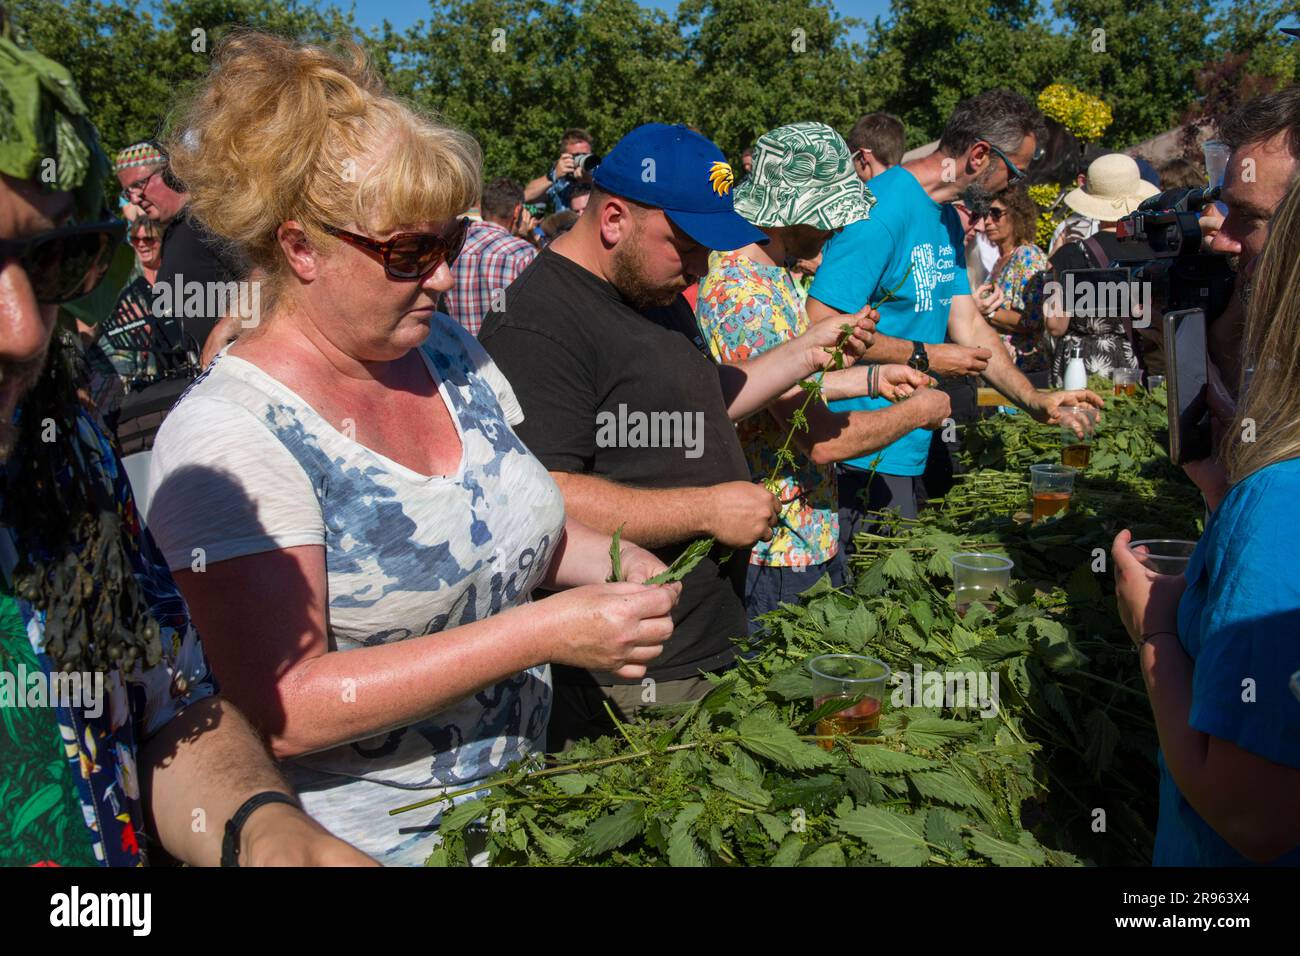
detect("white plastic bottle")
[1063,341,1087,392]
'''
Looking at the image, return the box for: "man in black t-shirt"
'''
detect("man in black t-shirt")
[481,124,875,750]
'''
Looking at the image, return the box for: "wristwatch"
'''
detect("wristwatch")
[907,340,930,372]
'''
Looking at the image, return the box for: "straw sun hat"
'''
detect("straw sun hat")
[1063,153,1159,221]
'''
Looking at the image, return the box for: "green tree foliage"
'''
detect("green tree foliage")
[10,0,1291,186]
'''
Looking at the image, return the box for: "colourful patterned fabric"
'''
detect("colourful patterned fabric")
[0,404,217,867]
[696,250,838,567]
[443,220,538,336]
[991,243,1051,374]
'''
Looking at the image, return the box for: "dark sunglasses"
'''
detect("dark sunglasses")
[324,218,469,279]
[982,141,1026,185]
[0,221,126,304]
[988,207,1008,221]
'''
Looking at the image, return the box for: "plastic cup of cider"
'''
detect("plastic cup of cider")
[1030,463,1077,523]
[1129,539,1197,575]
[1059,405,1098,469]
[808,654,890,750]
[1112,368,1140,396]
[951,553,1013,617]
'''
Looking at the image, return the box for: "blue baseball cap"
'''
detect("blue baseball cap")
[592,123,768,250]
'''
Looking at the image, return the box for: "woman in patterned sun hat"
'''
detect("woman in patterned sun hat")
[696,121,944,633]
[142,31,681,865]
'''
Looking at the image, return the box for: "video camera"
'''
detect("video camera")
[1112,185,1236,321]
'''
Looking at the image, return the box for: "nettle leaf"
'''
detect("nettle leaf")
[756,812,790,843]
[909,599,936,636]
[1066,562,1104,603]
[799,842,847,867]
[1039,678,1079,738]
[1084,709,1120,776]
[895,623,926,650]
[849,744,939,774]
[765,666,813,701]
[524,818,576,862]
[577,802,645,857]
[908,770,986,809]
[854,558,889,597]
[550,773,593,795]
[770,774,847,812]
[901,716,979,750]
[608,524,625,582]
[710,764,773,807]
[646,536,715,585]
[1031,618,1087,673]
[668,803,708,868]
[966,827,1047,866]
[969,634,1029,664]
[924,807,972,860]
[771,833,805,867]
[738,712,834,770]
[880,548,918,582]
[833,804,930,866]
[438,798,489,834]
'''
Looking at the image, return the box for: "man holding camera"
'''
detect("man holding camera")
[524,128,600,213]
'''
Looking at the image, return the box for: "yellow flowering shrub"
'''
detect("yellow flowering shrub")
[1037,83,1113,142]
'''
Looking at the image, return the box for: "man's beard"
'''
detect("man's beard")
[0,345,49,462]
[610,230,684,310]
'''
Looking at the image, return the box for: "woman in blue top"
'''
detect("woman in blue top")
[1112,180,1300,866]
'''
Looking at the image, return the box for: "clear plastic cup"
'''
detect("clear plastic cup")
[951,553,1013,617]
[1129,539,1197,575]
[1203,141,1230,190]
[1146,374,1165,391]
[1112,368,1141,396]
[1059,405,1099,468]
[808,654,890,750]
[1030,463,1077,522]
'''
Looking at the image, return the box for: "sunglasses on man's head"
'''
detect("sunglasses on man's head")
[324,218,469,279]
[0,221,126,304]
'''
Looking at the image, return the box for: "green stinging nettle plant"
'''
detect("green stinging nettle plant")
[395,378,1199,867]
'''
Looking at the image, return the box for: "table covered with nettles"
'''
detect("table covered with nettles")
[405,379,1202,867]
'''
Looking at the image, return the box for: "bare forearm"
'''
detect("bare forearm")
[142,696,294,866]
[1141,633,1300,861]
[951,305,1036,407]
[523,176,551,203]
[717,338,821,421]
[552,471,709,548]
[795,400,934,466]
[984,306,1030,335]
[542,518,619,589]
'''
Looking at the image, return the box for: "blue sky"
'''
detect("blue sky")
[344,0,893,39]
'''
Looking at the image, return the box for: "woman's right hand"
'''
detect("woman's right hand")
[545,582,679,679]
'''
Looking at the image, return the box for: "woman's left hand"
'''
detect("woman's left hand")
[1112,529,1188,646]
[975,282,1004,317]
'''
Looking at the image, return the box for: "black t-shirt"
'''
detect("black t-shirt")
[155,210,242,349]
[479,248,752,684]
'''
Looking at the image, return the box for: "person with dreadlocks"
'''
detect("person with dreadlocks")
[0,14,374,866]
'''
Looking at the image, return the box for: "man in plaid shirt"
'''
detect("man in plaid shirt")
[444,177,539,335]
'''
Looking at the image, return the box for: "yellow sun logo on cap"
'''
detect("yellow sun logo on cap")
[708,161,734,196]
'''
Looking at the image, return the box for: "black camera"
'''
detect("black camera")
[1112,185,1236,321]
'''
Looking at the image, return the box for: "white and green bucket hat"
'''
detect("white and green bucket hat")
[733,121,873,230]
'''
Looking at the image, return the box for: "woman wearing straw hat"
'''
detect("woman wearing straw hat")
[1042,153,1158,387]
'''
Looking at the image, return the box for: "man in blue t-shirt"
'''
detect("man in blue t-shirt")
[808,91,1103,549]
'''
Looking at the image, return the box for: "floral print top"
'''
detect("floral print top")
[696,250,838,568]
[990,243,1051,374]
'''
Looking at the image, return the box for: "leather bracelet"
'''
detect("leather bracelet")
[221,791,301,867]
[1136,630,1178,652]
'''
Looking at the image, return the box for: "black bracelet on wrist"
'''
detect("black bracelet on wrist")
[221,791,301,867]
[1136,630,1178,653]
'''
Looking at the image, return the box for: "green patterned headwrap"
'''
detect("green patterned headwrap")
[733,121,872,231]
[0,29,110,221]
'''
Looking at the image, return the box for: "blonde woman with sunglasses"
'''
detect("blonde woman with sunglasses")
[143,32,680,865]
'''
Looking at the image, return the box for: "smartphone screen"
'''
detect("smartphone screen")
[1163,308,1212,464]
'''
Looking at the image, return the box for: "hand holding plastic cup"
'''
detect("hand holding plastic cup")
[1030,463,1077,522]
[1128,539,1197,575]
[951,553,1013,617]
[808,654,890,750]
[1059,404,1099,467]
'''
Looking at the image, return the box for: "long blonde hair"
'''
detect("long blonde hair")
[1225,177,1300,485]
[164,30,481,313]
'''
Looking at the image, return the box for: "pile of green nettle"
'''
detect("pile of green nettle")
[396,379,1203,867]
